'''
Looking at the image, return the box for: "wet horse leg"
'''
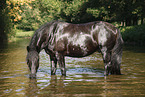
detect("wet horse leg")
[56,52,66,76]
[50,56,57,75]
[110,47,122,75]
[44,49,57,75]
[100,47,111,76]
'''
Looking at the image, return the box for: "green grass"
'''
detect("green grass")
[9,29,34,42]
[15,29,34,38]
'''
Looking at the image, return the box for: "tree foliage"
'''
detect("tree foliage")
[20,0,145,29]
[6,0,145,30]
[1,0,145,42]
[0,0,35,43]
[0,0,12,43]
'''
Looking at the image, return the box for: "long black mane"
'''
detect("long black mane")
[28,21,55,52]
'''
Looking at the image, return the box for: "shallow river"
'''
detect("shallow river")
[0,38,145,97]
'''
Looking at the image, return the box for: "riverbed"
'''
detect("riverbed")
[0,38,145,97]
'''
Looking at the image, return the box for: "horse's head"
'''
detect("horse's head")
[26,46,39,78]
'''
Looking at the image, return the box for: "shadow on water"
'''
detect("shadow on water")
[123,45,145,53]
[0,38,145,96]
[25,75,106,97]
[24,65,106,96]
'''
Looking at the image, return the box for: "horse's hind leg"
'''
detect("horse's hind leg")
[56,52,66,76]
[100,47,112,76]
[110,46,122,75]
[110,30,123,75]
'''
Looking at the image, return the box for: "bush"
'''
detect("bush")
[120,24,145,45]
[0,0,16,42]
[62,0,89,23]
[16,0,89,30]
[16,0,65,30]
[16,1,41,30]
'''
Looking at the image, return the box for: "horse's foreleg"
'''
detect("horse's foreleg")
[56,52,66,76]
[100,47,111,76]
[50,56,57,75]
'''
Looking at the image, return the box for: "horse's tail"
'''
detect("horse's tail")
[110,29,124,74]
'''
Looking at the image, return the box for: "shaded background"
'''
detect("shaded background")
[0,0,145,44]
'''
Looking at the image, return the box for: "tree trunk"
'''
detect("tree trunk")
[125,18,132,26]
[141,16,144,24]
[0,0,7,44]
[132,15,138,25]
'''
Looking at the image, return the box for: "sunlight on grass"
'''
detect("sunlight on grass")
[16,30,34,38]
[9,29,34,42]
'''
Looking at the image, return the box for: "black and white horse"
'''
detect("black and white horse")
[26,20,123,78]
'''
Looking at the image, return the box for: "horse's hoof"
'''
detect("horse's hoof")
[51,73,56,75]
[104,72,109,76]
[62,73,66,76]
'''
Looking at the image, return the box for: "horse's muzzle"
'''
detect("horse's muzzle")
[29,73,36,79]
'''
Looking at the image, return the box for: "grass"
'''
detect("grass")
[9,29,34,42]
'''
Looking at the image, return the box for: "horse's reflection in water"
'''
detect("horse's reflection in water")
[25,75,66,96]
[26,20,123,78]
[48,76,66,93]
[25,74,109,96]
[26,78,38,96]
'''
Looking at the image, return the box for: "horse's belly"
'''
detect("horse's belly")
[66,41,98,57]
[66,46,87,57]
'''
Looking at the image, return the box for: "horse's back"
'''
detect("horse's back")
[48,20,121,57]
[53,21,100,57]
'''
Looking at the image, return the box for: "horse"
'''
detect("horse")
[26,20,123,78]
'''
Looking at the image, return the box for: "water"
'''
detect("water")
[0,39,145,97]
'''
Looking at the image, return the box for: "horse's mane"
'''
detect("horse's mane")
[28,22,50,50]
[28,20,61,50]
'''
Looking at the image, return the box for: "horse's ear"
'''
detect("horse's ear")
[27,46,30,52]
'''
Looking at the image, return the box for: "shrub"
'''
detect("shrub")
[121,24,145,45]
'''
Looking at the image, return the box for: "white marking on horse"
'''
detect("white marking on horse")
[69,34,91,55]
[91,25,99,33]
[55,22,69,41]
[101,46,107,58]
[56,33,69,42]
[37,37,41,46]
[31,61,36,74]
[70,34,90,46]
[98,25,108,46]
[91,25,99,44]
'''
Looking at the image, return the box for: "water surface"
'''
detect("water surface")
[0,39,145,97]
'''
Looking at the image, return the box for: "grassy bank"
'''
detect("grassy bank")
[120,24,145,46]
[9,29,34,42]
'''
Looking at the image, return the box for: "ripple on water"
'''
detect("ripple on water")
[1,42,145,97]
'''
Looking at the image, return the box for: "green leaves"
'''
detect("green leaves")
[121,24,145,45]
[6,0,145,31]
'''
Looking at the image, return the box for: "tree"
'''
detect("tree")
[0,0,9,43]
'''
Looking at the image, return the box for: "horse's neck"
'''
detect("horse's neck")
[29,21,59,51]
[28,33,39,51]
[30,29,53,51]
